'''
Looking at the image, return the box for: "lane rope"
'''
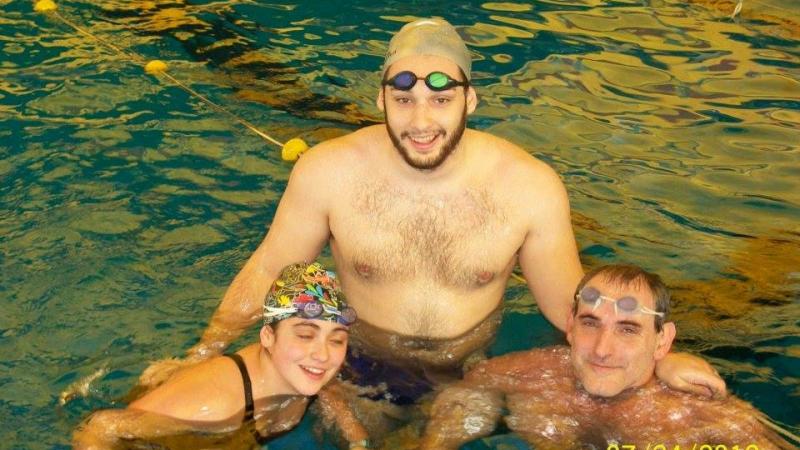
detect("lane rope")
[34,0,309,161]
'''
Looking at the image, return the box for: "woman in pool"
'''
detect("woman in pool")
[73,262,369,449]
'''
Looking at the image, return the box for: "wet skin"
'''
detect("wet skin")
[156,48,722,446]
[420,275,785,449]
[186,53,582,372]
[422,347,791,450]
[566,274,675,397]
[73,320,366,449]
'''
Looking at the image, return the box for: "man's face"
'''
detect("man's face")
[378,55,476,171]
[567,275,675,397]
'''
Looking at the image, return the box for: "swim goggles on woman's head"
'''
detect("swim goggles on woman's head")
[265,301,358,326]
[576,286,664,317]
[382,71,469,91]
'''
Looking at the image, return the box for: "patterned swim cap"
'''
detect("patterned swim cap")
[263,262,356,326]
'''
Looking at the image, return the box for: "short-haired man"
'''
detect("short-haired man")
[421,265,794,450]
[142,18,724,441]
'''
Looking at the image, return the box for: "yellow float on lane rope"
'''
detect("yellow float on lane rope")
[34,0,57,12]
[144,60,168,75]
[281,138,309,161]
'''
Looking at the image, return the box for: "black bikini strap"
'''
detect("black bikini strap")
[225,353,254,422]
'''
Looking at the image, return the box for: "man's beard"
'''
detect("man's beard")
[386,105,467,171]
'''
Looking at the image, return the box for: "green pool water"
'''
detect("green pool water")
[1,0,798,448]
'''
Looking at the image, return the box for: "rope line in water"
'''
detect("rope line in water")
[33,0,309,161]
[756,415,800,447]
[747,0,798,15]
[158,70,284,148]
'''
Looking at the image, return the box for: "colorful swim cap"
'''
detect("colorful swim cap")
[263,262,356,326]
[383,18,472,80]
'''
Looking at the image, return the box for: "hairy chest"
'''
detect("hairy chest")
[331,180,520,288]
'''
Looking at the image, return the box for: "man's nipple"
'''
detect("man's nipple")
[476,270,495,285]
[355,262,373,278]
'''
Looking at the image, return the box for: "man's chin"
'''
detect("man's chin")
[579,372,627,397]
[583,383,625,398]
[399,147,447,171]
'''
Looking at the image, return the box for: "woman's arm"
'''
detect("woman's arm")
[75,357,242,449]
[72,408,216,449]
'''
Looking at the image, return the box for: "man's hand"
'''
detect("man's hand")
[317,381,370,447]
[655,352,727,399]
[137,357,198,391]
[138,337,228,391]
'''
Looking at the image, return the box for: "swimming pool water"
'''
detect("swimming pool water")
[1,0,798,448]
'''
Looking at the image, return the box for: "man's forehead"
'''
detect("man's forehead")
[587,276,656,306]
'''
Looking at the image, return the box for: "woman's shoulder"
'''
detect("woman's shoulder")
[129,351,249,423]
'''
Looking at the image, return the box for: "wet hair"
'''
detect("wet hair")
[572,264,670,332]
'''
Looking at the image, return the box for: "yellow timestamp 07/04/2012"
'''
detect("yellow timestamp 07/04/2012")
[608,444,760,450]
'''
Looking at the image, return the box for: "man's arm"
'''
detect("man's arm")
[517,163,583,331]
[420,384,504,450]
[140,150,335,387]
[511,160,726,397]
[317,382,370,450]
[655,352,727,398]
[420,352,544,450]
[191,152,334,357]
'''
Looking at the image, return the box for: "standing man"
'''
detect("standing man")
[141,17,723,437]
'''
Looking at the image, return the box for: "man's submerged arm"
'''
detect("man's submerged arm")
[420,383,504,450]
[655,351,727,398]
[317,382,370,449]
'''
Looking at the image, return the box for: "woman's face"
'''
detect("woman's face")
[261,318,349,396]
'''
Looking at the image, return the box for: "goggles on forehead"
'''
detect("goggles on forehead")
[265,302,358,326]
[382,70,469,92]
[576,286,664,317]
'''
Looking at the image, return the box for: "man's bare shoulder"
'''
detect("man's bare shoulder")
[467,346,571,381]
[467,130,564,190]
[293,125,384,174]
[282,126,385,204]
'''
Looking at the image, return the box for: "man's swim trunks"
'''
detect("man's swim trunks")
[338,305,504,405]
[337,347,436,406]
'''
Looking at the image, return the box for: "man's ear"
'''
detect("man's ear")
[565,313,575,345]
[654,322,676,360]
[466,86,478,114]
[376,87,385,112]
[260,325,275,350]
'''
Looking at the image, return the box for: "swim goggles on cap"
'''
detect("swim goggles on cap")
[576,286,664,317]
[263,262,357,326]
[382,71,468,92]
[264,301,357,325]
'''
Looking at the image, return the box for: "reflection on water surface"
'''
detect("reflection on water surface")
[0,0,797,447]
